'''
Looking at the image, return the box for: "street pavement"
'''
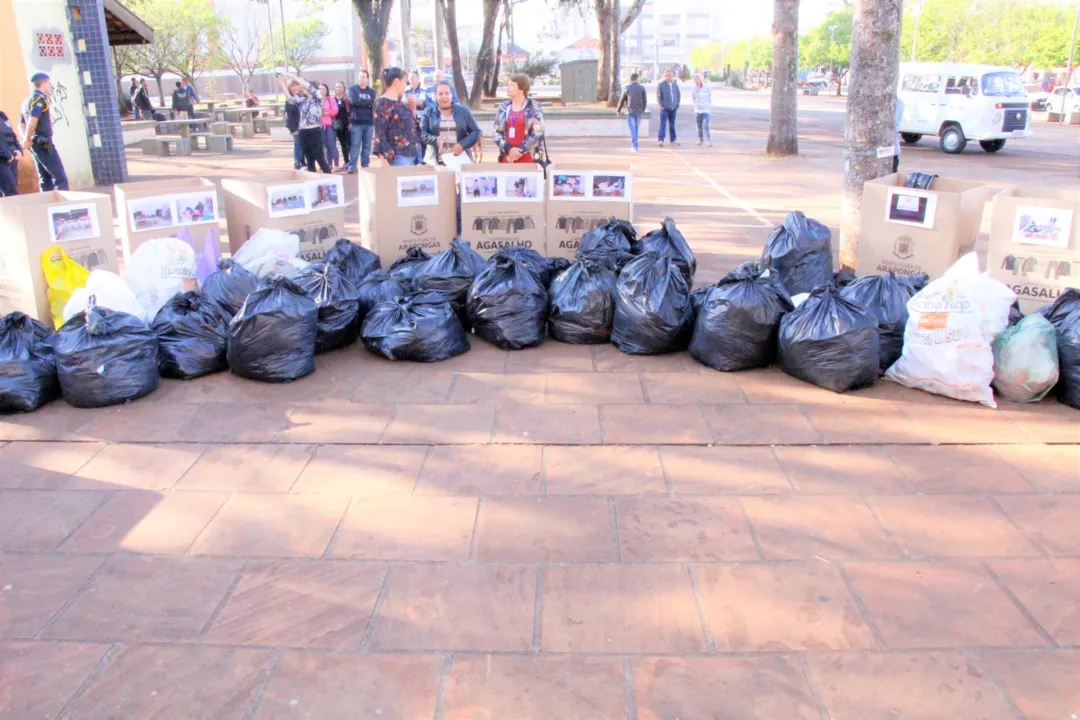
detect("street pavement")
[1,103,1078,719]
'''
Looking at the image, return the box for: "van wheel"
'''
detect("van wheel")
[979,139,1006,153]
[940,126,967,154]
[901,133,922,144]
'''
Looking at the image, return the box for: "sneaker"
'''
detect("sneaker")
[658,140,665,147]
[670,141,680,147]
[630,147,638,153]
[697,140,703,146]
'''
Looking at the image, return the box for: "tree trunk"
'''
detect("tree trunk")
[355,0,395,93]
[840,0,903,270]
[619,0,646,32]
[766,0,799,156]
[399,0,413,70]
[469,0,500,107]
[439,0,469,102]
[595,0,612,102]
[487,1,505,97]
[434,0,446,71]
[607,0,621,106]
[153,72,166,107]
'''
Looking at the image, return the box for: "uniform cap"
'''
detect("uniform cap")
[31,72,50,85]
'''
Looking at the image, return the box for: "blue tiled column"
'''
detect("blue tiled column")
[66,0,127,186]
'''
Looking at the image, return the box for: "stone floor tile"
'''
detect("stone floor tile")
[545,446,667,495]
[733,368,849,405]
[178,402,297,443]
[415,445,543,495]
[0,641,108,719]
[997,400,1080,444]
[383,404,495,444]
[205,560,386,649]
[254,652,442,719]
[602,404,714,445]
[806,651,1017,720]
[641,371,746,404]
[633,656,820,720]
[992,444,1080,492]
[330,496,477,561]
[42,555,242,642]
[592,346,698,374]
[906,403,1037,445]
[741,496,902,560]
[868,495,1041,558]
[155,371,273,404]
[774,446,915,494]
[245,358,363,404]
[800,403,932,445]
[0,441,103,489]
[79,402,201,442]
[451,372,546,404]
[65,644,273,720]
[615,496,758,562]
[493,404,602,444]
[995,494,1080,557]
[176,444,315,492]
[276,403,392,443]
[697,564,874,652]
[660,446,792,494]
[60,490,227,555]
[444,655,626,720]
[887,445,1035,494]
[426,340,509,374]
[990,559,1080,645]
[294,445,428,495]
[841,379,962,406]
[0,402,103,442]
[0,554,103,638]
[68,442,208,491]
[369,564,535,651]
[546,372,645,404]
[506,342,594,373]
[542,565,706,653]
[354,371,457,404]
[476,497,616,562]
[980,650,1080,720]
[0,490,108,552]
[703,404,822,445]
[189,494,348,558]
[843,562,1046,649]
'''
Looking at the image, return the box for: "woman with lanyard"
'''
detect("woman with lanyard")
[331,82,351,173]
[319,84,340,171]
[493,74,545,164]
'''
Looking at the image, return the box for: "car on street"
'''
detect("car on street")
[1025,84,1050,111]
[1046,86,1080,114]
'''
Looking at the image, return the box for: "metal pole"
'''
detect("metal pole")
[264,1,277,99]
[279,0,289,75]
[1060,0,1079,124]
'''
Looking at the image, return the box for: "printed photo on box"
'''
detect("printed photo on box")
[128,198,175,233]
[1013,206,1073,248]
[591,174,631,202]
[307,177,344,211]
[552,173,588,200]
[49,204,100,243]
[174,193,217,225]
[885,188,937,229]
[397,175,440,207]
[267,184,309,218]
[462,175,500,203]
[502,173,542,202]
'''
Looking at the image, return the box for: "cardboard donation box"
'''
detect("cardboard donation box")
[546,162,634,259]
[222,171,347,263]
[0,191,118,325]
[987,186,1080,313]
[114,177,223,262]
[459,163,546,258]
[857,173,997,280]
[357,165,456,262]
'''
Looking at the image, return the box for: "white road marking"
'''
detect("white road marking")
[674,155,774,227]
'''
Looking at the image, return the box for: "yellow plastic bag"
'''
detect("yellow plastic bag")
[41,247,90,330]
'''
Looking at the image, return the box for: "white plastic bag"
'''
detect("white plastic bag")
[232,228,308,279]
[124,238,199,322]
[886,254,1016,408]
[63,270,147,325]
[992,314,1059,403]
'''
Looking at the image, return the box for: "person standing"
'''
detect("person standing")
[283,74,330,173]
[420,82,481,163]
[134,79,155,121]
[181,78,199,105]
[129,77,140,119]
[20,73,68,191]
[347,70,376,172]
[893,95,905,174]
[692,75,712,147]
[0,111,23,197]
[319,83,339,170]
[373,67,420,167]
[332,82,351,172]
[657,68,680,147]
[404,71,427,163]
[283,80,303,171]
[616,72,647,152]
[493,74,545,164]
[171,81,192,119]
[427,70,459,106]
[244,90,261,108]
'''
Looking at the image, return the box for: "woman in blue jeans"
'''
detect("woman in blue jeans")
[692,75,713,147]
[372,67,420,166]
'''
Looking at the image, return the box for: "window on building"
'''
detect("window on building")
[661,37,679,47]
[660,14,679,26]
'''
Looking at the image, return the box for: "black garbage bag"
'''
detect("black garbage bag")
[362,291,470,363]
[578,218,635,267]
[413,239,487,309]
[295,262,361,353]
[227,277,318,383]
[388,247,432,283]
[612,252,694,355]
[761,211,834,296]
[690,262,793,371]
[546,257,572,285]
[54,306,158,408]
[833,268,857,288]
[1007,300,1024,327]
[324,238,381,286]
[839,272,921,373]
[357,271,411,319]
[1038,288,1080,327]
[632,218,696,287]
[467,254,548,349]
[778,285,880,393]
[494,246,550,285]
[201,258,259,319]
[0,312,58,412]
[1055,302,1080,410]
[548,257,618,344]
[152,292,229,380]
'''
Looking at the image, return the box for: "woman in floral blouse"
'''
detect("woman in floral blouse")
[493,74,545,164]
[373,67,420,166]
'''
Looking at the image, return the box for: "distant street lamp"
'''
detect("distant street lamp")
[911,0,924,62]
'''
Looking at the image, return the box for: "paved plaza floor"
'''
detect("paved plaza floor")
[1,106,1079,718]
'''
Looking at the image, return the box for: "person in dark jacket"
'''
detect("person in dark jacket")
[134,79,154,119]
[171,81,192,119]
[0,110,22,196]
[347,70,376,172]
[617,72,648,152]
[657,68,681,146]
[129,77,140,119]
[419,82,481,164]
[282,79,303,170]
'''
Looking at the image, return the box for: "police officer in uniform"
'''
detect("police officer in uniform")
[21,72,69,191]
[0,110,22,197]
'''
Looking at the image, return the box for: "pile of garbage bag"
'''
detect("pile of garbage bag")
[152,292,229,380]
[295,262,362,353]
[632,218,696,287]
[125,238,199,322]
[362,291,470,362]
[467,252,548,350]
[494,246,552,286]
[388,247,432,283]
[612,252,693,355]
[358,271,412,318]
[64,269,148,325]
[548,256,618,344]
[992,314,1059,403]
[761,211,834,296]
[412,239,488,315]
[324,238,381,286]
[1040,290,1080,409]
[202,258,259,319]
[0,312,58,412]
[232,228,308,279]
[839,272,926,372]
[579,217,636,268]
[227,277,318,383]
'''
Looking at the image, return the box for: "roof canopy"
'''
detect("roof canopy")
[104,0,153,46]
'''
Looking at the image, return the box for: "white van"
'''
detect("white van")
[898,63,1031,154]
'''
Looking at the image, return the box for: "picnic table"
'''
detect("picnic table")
[216,107,259,123]
[262,102,286,118]
[156,117,211,140]
[194,100,218,115]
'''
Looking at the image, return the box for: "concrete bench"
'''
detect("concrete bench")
[210,121,228,135]
[253,117,269,134]
[226,121,255,139]
[207,134,234,153]
[141,136,190,156]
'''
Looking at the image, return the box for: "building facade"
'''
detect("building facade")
[621,0,721,79]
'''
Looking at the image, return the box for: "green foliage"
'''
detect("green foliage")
[690,41,725,71]
[126,0,221,82]
[518,57,558,78]
[799,7,854,70]
[274,19,332,75]
[725,36,774,70]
